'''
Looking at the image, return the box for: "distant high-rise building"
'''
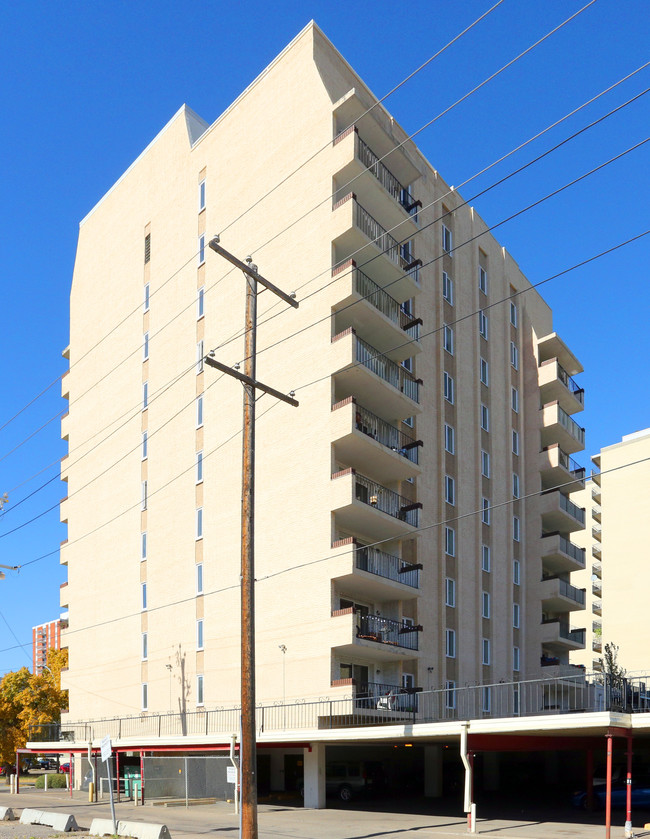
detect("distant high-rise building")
[32,618,64,675]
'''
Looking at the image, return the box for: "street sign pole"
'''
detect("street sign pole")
[101,736,117,835]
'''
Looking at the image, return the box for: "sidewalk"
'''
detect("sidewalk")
[1,786,647,838]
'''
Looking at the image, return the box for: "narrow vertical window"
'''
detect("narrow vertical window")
[480,358,489,386]
[445,629,456,658]
[141,582,147,611]
[510,301,518,327]
[481,545,491,572]
[196,563,204,595]
[510,341,519,370]
[445,578,456,607]
[199,179,206,211]
[143,332,149,361]
[196,507,203,539]
[511,387,519,413]
[513,516,521,542]
[142,632,148,660]
[198,286,205,319]
[198,234,205,265]
[143,381,148,410]
[442,224,453,254]
[197,674,204,705]
[443,372,454,404]
[479,266,488,295]
[512,430,520,455]
[196,450,203,483]
[197,340,204,373]
[197,619,204,650]
[481,497,490,525]
[512,473,520,498]
[445,680,456,709]
[482,686,491,712]
[513,646,520,672]
[443,324,454,355]
[479,311,488,339]
[141,481,148,510]
[445,475,455,506]
[444,424,455,454]
[482,591,491,618]
[141,531,147,560]
[196,394,204,428]
[142,431,148,460]
[442,272,453,304]
[144,234,151,264]
[513,560,521,585]
[480,404,489,431]
[482,638,490,665]
[481,450,490,478]
[513,603,520,628]
[142,683,148,710]
[144,283,150,312]
[445,527,456,557]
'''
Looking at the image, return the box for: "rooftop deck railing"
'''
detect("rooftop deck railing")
[29,674,650,743]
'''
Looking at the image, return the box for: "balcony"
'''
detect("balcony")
[591,456,601,487]
[331,398,422,482]
[540,576,586,611]
[540,619,586,650]
[351,680,421,712]
[331,193,420,302]
[331,468,421,542]
[538,359,585,415]
[592,505,602,524]
[592,544,602,560]
[540,402,585,454]
[593,637,603,653]
[332,607,422,659]
[330,537,420,601]
[592,561,602,579]
[332,261,422,363]
[540,490,585,533]
[537,332,583,376]
[332,328,422,420]
[592,600,602,617]
[539,444,585,492]
[332,127,420,239]
[592,525,602,542]
[592,484,602,504]
[541,532,586,574]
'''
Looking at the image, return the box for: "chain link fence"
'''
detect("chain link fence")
[142,755,237,804]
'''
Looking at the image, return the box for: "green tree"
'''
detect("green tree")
[601,642,626,679]
[0,648,68,770]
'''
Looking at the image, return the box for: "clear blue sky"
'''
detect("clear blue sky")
[0,0,648,676]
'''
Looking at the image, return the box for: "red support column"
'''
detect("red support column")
[586,748,594,810]
[69,752,73,798]
[625,733,633,837]
[605,735,613,839]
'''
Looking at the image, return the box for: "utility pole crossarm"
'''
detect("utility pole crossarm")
[204,357,298,407]
[208,237,299,309]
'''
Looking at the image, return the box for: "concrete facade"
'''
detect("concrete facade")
[59,22,586,724]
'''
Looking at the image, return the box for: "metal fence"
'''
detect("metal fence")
[142,755,235,804]
[29,674,650,744]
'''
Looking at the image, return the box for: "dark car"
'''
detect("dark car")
[325,761,384,802]
[573,779,650,810]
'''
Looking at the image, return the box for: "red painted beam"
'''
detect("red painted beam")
[467,734,604,752]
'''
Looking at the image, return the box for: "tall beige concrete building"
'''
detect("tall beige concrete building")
[59,22,587,725]
[572,429,650,675]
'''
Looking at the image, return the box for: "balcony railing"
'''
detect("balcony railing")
[557,448,585,480]
[556,362,584,404]
[351,401,420,464]
[542,619,586,645]
[353,266,421,340]
[356,545,420,588]
[354,133,419,219]
[348,197,414,273]
[550,577,586,605]
[557,405,585,446]
[353,472,421,527]
[559,492,586,525]
[355,334,420,403]
[356,613,421,650]
[354,680,421,711]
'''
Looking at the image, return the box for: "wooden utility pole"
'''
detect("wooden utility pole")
[206,236,298,839]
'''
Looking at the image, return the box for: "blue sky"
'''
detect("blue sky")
[0,0,648,676]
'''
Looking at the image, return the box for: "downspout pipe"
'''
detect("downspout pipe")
[460,723,476,831]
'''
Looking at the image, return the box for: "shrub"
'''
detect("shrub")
[34,773,67,789]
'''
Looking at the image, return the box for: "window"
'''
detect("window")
[143,332,149,361]
[482,638,490,665]
[479,266,488,295]
[198,286,205,319]
[196,450,203,483]
[445,578,456,607]
[480,357,489,386]
[481,544,491,572]
[198,234,205,265]
[513,602,520,628]
[444,424,455,454]
[401,356,413,373]
[142,431,148,460]
[510,301,518,327]
[445,680,456,709]
[512,430,519,455]
[196,563,203,595]
[442,224,453,254]
[512,473,520,498]
[141,531,147,561]
[144,233,151,264]
[481,450,490,478]
[199,179,206,211]
[197,340,204,374]
[141,481,148,511]
[196,395,204,428]
[196,507,203,540]
[513,516,521,542]
[142,632,148,660]
[445,628,456,658]
[144,283,150,312]
[482,591,491,619]
[143,381,148,410]
[513,646,520,672]
[513,559,521,585]
[443,324,454,355]
[479,310,488,339]
[481,497,490,525]
[142,683,148,710]
[196,619,204,650]
[445,526,456,557]
[482,686,491,713]
[480,403,489,431]
[445,475,455,506]
[403,416,414,428]
[141,582,147,611]
[510,341,519,370]
[442,271,453,304]
[443,372,454,404]
[197,674,204,706]
[511,387,519,413]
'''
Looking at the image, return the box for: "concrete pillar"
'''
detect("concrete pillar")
[303,743,326,809]
[424,745,443,797]
[544,751,559,784]
[483,752,500,791]
[269,750,284,792]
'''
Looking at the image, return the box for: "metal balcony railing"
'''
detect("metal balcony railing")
[353,472,420,527]
[351,402,420,465]
[559,492,586,525]
[542,619,585,645]
[354,681,420,711]
[355,335,420,402]
[356,545,420,588]
[354,133,419,219]
[557,405,585,445]
[356,614,420,650]
[557,448,585,480]
[351,198,414,272]
[556,362,584,404]
[353,267,421,340]
[544,577,586,605]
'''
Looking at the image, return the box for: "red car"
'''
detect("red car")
[59,763,70,773]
